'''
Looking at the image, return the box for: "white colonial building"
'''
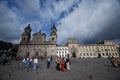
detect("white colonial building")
[56,46,68,58]
[67,39,119,58]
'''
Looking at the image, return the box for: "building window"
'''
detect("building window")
[87,53,89,56]
[112,53,114,56]
[103,53,105,56]
[83,53,85,56]
[106,53,108,56]
[90,53,92,56]
[109,53,111,56]
[94,53,96,56]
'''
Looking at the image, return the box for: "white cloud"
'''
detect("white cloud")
[57,0,120,44]
[38,0,80,26]
[0,1,23,43]
[13,0,41,17]
[0,0,42,44]
[0,0,120,45]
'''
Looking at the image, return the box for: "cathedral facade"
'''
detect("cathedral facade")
[18,24,57,58]
[18,24,119,58]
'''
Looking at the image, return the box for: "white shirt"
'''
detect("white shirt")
[47,57,50,62]
[34,58,38,64]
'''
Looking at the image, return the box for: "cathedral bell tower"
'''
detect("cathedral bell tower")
[50,25,57,43]
[21,24,31,43]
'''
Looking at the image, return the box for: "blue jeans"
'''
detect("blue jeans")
[33,63,37,70]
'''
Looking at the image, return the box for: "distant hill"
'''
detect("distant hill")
[0,40,14,50]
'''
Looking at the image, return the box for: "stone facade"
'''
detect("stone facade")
[21,24,31,43]
[18,24,57,58]
[18,24,119,58]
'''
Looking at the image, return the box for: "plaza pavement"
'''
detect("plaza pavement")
[0,58,120,80]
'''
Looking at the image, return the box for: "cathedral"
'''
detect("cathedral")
[18,24,57,58]
[18,24,119,58]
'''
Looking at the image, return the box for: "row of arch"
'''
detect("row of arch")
[71,52,118,58]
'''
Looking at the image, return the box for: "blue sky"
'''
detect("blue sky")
[0,0,120,45]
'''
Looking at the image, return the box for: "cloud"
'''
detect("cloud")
[0,0,81,44]
[57,0,120,44]
[12,0,41,18]
[38,0,81,27]
[0,0,120,45]
[0,0,43,43]
[0,1,22,43]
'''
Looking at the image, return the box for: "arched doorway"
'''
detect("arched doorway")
[44,51,47,58]
[72,51,76,58]
[35,51,39,57]
[98,53,101,58]
[26,52,29,58]
[71,46,76,58]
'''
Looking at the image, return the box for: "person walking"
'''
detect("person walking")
[111,58,116,67]
[29,57,33,70]
[50,56,53,66]
[61,58,65,72]
[22,57,26,64]
[66,54,71,70]
[33,57,39,70]
[56,56,61,71]
[26,58,31,72]
[47,57,50,68]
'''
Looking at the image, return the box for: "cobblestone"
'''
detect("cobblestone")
[0,58,120,80]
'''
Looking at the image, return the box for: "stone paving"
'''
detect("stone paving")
[0,58,120,80]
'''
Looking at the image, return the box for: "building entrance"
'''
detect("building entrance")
[44,51,47,58]
[72,51,76,58]
[98,53,101,58]
[26,52,29,58]
[35,51,39,57]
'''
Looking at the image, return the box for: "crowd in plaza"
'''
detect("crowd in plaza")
[110,57,120,67]
[0,54,14,65]
[54,54,71,72]
[0,54,120,80]
[21,54,71,72]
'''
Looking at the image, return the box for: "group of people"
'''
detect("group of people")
[0,55,12,65]
[22,57,39,71]
[46,54,71,72]
[56,54,71,72]
[111,57,120,67]
[22,54,71,72]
